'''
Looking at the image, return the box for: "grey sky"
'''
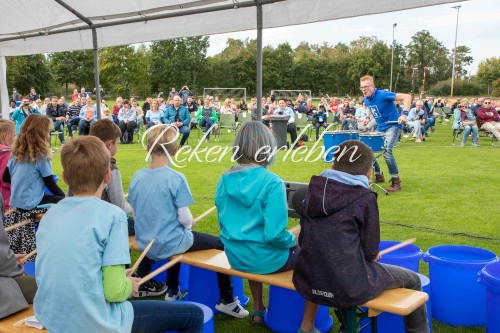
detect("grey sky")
[208,0,500,75]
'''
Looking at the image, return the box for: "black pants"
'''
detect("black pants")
[287,123,298,147]
[119,121,137,143]
[137,231,234,302]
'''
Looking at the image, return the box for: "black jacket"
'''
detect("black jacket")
[293,176,393,308]
[46,103,65,120]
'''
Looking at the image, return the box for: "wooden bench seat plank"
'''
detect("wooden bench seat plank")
[364,288,428,317]
[173,249,429,317]
[0,305,48,333]
[173,250,295,289]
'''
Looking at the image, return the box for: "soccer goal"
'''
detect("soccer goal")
[273,89,312,101]
[203,88,247,103]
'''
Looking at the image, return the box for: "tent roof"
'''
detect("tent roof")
[0,0,463,57]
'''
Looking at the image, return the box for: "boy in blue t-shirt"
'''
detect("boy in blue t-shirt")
[128,124,249,319]
[35,136,203,333]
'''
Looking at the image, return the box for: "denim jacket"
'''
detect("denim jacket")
[452,108,476,129]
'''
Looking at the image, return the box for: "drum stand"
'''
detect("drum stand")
[370,152,389,196]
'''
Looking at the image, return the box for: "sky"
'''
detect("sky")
[207,0,500,75]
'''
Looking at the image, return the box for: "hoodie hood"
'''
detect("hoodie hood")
[220,164,269,207]
[306,174,374,218]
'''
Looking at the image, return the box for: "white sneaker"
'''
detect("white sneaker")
[215,297,249,318]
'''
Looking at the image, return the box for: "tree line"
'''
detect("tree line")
[6,30,500,99]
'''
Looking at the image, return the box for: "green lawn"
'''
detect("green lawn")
[51,120,499,333]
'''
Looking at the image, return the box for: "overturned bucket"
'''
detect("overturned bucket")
[478,261,500,333]
[379,240,423,272]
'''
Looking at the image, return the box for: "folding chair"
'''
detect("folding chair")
[219,113,237,134]
[295,113,312,140]
[49,120,63,148]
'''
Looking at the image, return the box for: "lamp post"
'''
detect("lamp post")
[411,66,418,99]
[450,5,461,98]
[389,23,397,92]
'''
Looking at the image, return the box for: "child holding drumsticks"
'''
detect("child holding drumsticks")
[293,140,429,333]
[34,136,203,333]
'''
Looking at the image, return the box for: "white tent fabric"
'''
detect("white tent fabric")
[0,0,463,57]
[0,0,464,118]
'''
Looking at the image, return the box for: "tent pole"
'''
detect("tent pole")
[256,2,263,120]
[92,28,101,119]
[0,57,9,120]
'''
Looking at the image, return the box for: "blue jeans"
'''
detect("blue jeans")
[462,125,478,145]
[423,117,435,135]
[177,125,191,146]
[373,125,400,176]
[67,117,80,137]
[130,300,204,333]
[52,120,65,143]
[199,118,214,139]
[78,119,95,135]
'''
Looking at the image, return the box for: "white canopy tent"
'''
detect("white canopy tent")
[0,0,464,119]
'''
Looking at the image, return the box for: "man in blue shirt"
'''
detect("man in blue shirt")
[361,75,411,192]
[274,99,298,149]
[164,96,191,146]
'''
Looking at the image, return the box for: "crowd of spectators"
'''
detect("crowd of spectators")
[6,86,500,147]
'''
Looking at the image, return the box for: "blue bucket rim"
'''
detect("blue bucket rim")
[379,240,423,258]
[424,245,498,268]
[479,262,500,288]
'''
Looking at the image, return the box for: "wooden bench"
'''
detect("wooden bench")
[173,249,429,333]
[0,305,47,333]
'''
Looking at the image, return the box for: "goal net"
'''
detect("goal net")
[273,90,312,101]
[203,88,247,103]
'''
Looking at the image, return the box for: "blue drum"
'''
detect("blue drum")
[323,131,359,162]
[360,132,385,152]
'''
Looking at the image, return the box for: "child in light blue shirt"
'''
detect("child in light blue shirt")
[129,124,249,319]
[2,114,64,210]
[35,136,203,333]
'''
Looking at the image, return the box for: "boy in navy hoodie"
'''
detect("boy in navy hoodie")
[293,140,428,333]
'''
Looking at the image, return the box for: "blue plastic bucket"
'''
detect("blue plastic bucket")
[478,261,500,333]
[360,273,432,333]
[43,174,59,194]
[183,266,249,313]
[379,240,423,272]
[265,286,333,333]
[151,259,190,292]
[24,262,36,276]
[163,301,214,333]
[423,245,498,326]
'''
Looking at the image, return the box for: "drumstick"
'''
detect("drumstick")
[193,206,217,224]
[128,239,155,277]
[23,249,37,261]
[379,238,416,256]
[138,256,182,286]
[5,219,32,232]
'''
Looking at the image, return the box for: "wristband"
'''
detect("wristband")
[402,110,409,116]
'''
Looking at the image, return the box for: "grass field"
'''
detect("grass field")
[50,120,500,333]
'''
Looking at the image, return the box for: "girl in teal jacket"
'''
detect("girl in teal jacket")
[215,121,298,324]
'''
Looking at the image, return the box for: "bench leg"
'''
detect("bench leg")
[344,306,376,333]
[345,308,358,333]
